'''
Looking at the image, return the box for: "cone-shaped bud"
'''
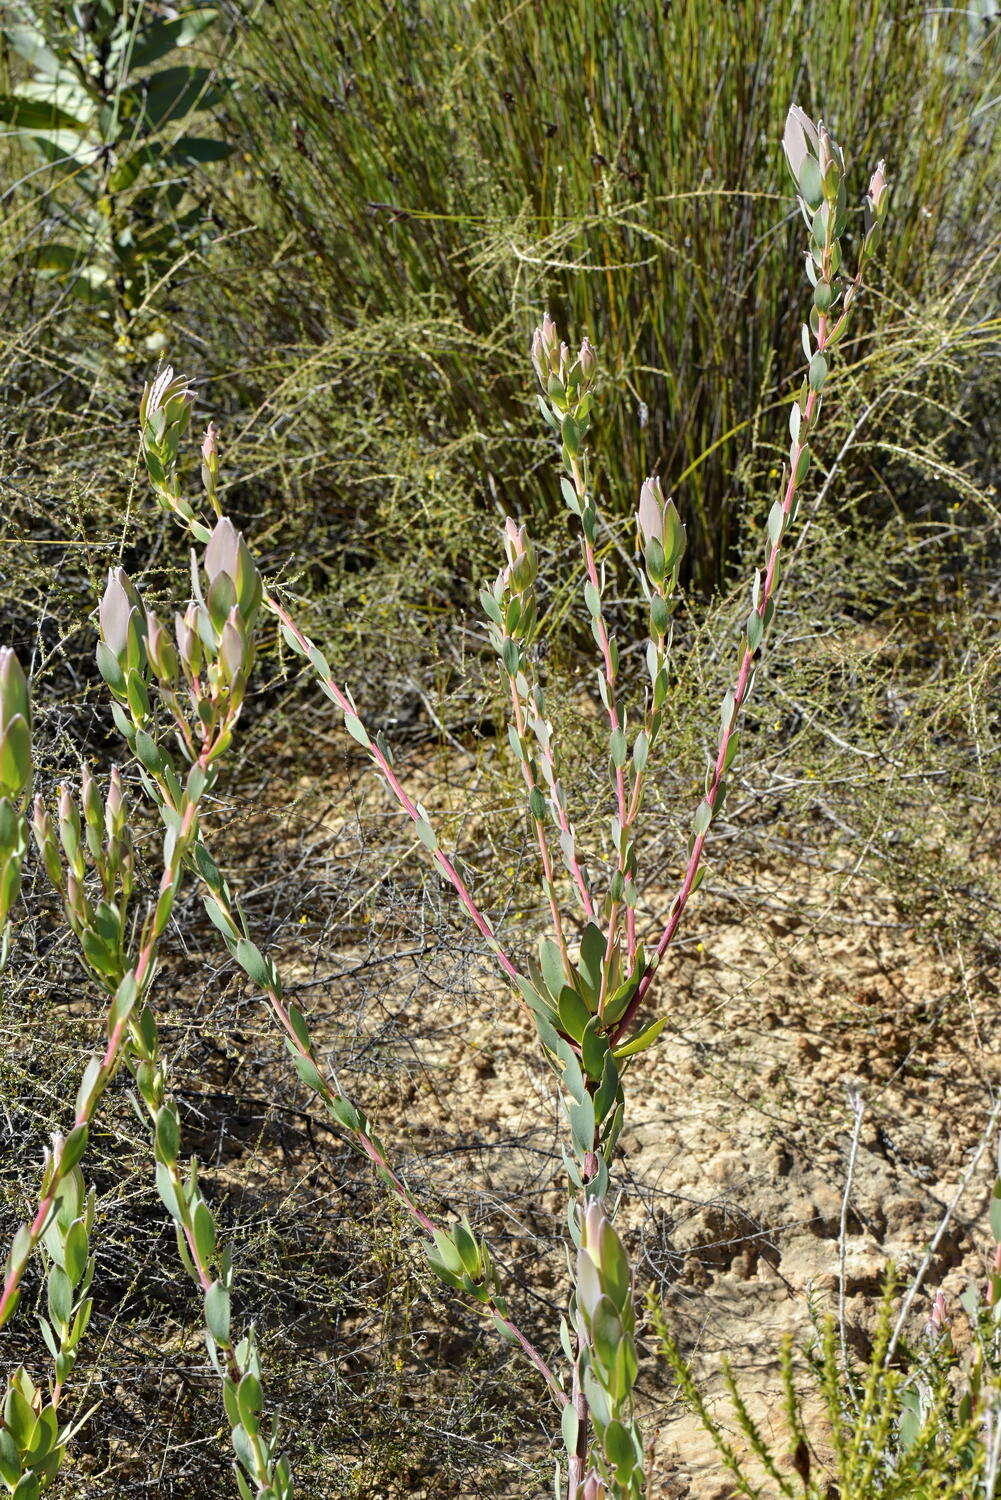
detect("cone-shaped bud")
[80,764,103,856]
[639,478,684,579]
[782,104,823,208]
[218,611,247,683]
[532,313,562,385]
[866,160,888,224]
[577,1198,633,1316]
[502,517,537,595]
[57,783,84,879]
[541,312,559,358]
[175,607,203,677]
[31,794,48,844]
[105,767,124,839]
[0,649,32,799]
[99,569,146,663]
[204,518,262,624]
[782,104,818,177]
[65,870,87,928]
[146,611,179,684]
[577,337,597,388]
[201,420,220,501]
[581,1198,605,1251]
[637,476,665,546]
[817,123,833,174]
[31,794,62,890]
[531,328,547,387]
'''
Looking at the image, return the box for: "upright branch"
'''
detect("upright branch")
[482,514,590,970]
[532,328,636,984]
[0,650,32,970]
[0,529,293,1498]
[613,106,889,1046]
[0,1167,96,1497]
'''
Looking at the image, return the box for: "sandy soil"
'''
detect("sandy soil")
[248,755,1000,1498]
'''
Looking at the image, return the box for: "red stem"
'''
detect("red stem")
[269,596,521,984]
[612,324,827,1047]
[0,745,211,1328]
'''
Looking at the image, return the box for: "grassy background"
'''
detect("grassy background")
[1,0,999,1494]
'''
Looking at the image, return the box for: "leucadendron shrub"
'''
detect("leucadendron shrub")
[0,108,932,1498]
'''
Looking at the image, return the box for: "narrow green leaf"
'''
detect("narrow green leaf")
[613,1016,667,1059]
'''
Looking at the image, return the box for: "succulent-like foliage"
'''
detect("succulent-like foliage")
[0,1167,95,1500]
[1,530,289,1495]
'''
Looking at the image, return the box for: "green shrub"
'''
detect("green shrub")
[0,107,894,1498]
[0,0,232,342]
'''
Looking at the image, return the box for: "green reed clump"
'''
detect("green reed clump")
[0,106,892,1496]
[231,0,999,590]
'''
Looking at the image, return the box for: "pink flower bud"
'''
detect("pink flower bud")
[201,422,219,466]
[867,160,888,214]
[504,515,524,555]
[817,123,834,176]
[930,1290,948,1329]
[106,767,123,828]
[638,476,665,545]
[175,607,202,677]
[582,1199,605,1250]
[219,611,246,682]
[66,870,85,921]
[540,312,559,356]
[204,518,261,622]
[578,337,597,385]
[782,104,818,181]
[503,517,536,594]
[99,569,144,658]
[531,328,547,385]
[580,1471,607,1500]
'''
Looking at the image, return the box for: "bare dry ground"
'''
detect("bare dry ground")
[268,746,998,1498]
